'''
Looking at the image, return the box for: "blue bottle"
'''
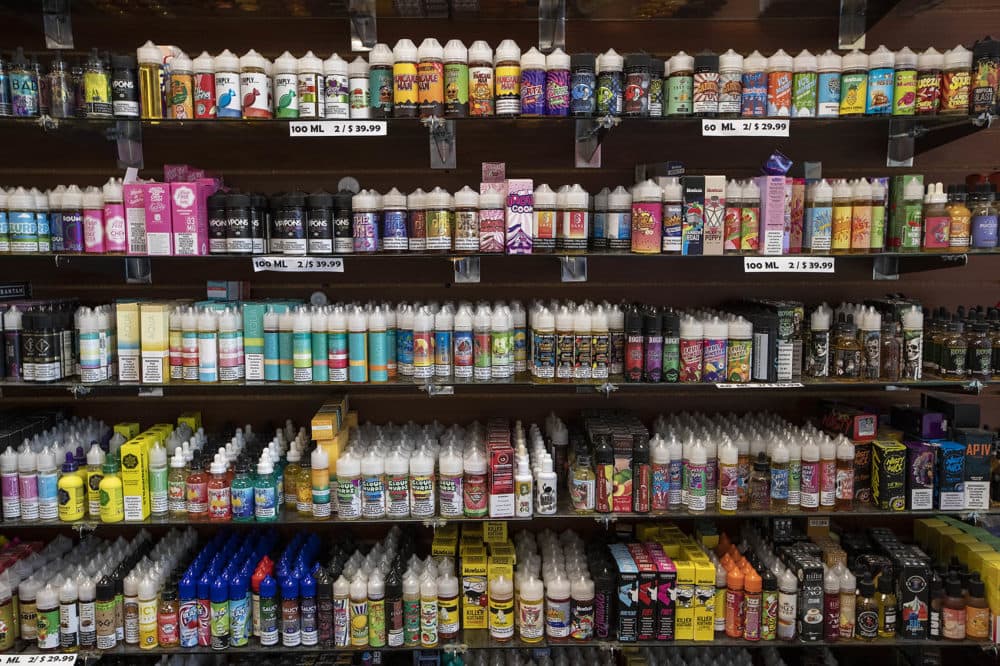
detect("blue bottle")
[229,573,250,647]
[866,45,895,115]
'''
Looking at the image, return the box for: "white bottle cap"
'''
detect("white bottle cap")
[744,50,767,72]
[661,177,682,201]
[903,175,924,200]
[418,38,444,61]
[62,184,83,208]
[768,49,793,71]
[172,50,192,73]
[841,49,868,71]
[298,50,324,73]
[812,178,832,203]
[192,51,215,74]
[239,49,266,70]
[600,48,623,71]
[870,178,885,199]
[495,39,521,64]
[703,316,728,339]
[274,51,297,74]
[82,186,103,209]
[867,44,895,69]
[608,185,631,209]
[793,49,817,72]
[382,187,407,209]
[407,188,426,209]
[918,47,943,70]
[468,40,493,64]
[817,49,842,72]
[852,178,872,199]
[324,53,348,76]
[393,39,418,63]
[563,184,589,208]
[726,179,743,201]
[594,187,610,211]
[719,48,743,71]
[349,56,368,76]
[479,189,503,209]
[534,183,556,207]
[136,40,161,66]
[832,179,852,199]
[213,48,238,72]
[546,48,570,70]
[368,44,393,67]
[425,186,453,210]
[679,315,703,338]
[443,39,467,64]
[728,316,752,338]
[895,46,917,70]
[453,186,479,208]
[521,46,546,70]
[741,179,760,200]
[631,179,660,203]
[353,189,379,211]
[944,45,972,69]
[669,51,693,72]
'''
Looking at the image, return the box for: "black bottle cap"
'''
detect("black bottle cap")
[650,58,665,78]
[207,192,228,210]
[753,451,769,471]
[307,190,334,209]
[945,576,962,598]
[694,51,719,70]
[625,54,651,70]
[284,191,307,208]
[643,308,662,334]
[226,193,251,209]
[858,575,875,596]
[625,306,643,333]
[11,47,28,68]
[969,577,985,598]
[333,190,354,210]
[251,193,269,209]
[762,570,777,591]
[112,53,137,70]
[571,53,596,70]
[877,572,894,593]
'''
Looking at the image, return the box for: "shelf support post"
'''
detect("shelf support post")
[42,0,73,49]
[348,0,377,52]
[423,117,457,169]
[839,0,867,50]
[538,0,566,54]
[453,256,481,284]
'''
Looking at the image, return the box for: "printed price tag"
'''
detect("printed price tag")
[0,655,78,665]
[743,257,834,273]
[252,256,344,273]
[702,119,790,137]
[289,121,387,137]
[715,382,805,389]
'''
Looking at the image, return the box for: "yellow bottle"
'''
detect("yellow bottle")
[84,444,104,519]
[137,40,164,119]
[98,456,125,524]
[57,453,85,522]
[284,445,302,511]
[296,455,313,517]
[831,179,853,252]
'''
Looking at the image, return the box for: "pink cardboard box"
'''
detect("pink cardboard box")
[756,176,786,255]
[702,175,726,256]
[144,183,173,256]
[171,179,217,256]
[123,183,148,255]
[789,178,805,254]
[505,178,533,255]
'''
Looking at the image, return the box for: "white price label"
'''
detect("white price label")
[0,655,78,665]
[289,121,387,137]
[743,257,834,273]
[715,382,805,389]
[702,119,790,137]
[252,256,345,273]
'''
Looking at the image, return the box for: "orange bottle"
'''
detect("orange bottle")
[743,568,762,641]
[724,565,745,638]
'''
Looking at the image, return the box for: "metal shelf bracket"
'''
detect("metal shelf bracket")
[453,256,481,284]
[575,116,619,168]
[423,116,457,169]
[560,256,588,282]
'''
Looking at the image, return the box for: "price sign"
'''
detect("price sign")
[289,121,387,137]
[0,655,78,665]
[715,382,805,389]
[743,257,835,273]
[252,256,345,273]
[702,119,790,137]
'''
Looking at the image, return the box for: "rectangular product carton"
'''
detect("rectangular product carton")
[487,424,514,518]
[934,440,965,510]
[853,440,874,505]
[701,175,726,256]
[626,544,659,641]
[140,302,170,384]
[460,551,488,630]
[609,543,639,642]
[120,435,151,521]
[891,405,946,440]
[757,176,786,255]
[123,183,148,255]
[904,441,936,511]
[643,542,677,641]
[789,177,805,253]
[505,178,533,254]
[143,183,173,255]
[951,428,993,510]
[692,555,716,641]
[681,176,704,255]
[170,180,216,256]
[672,558,695,641]
[116,301,141,382]
[871,439,907,511]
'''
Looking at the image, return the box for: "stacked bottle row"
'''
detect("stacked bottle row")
[923,305,1000,380]
[3,173,996,256]
[5,37,999,121]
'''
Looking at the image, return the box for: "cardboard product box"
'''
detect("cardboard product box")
[871,439,907,511]
[892,553,931,639]
[701,175,726,256]
[114,422,141,440]
[139,302,171,384]
[170,180,217,256]
[672,558,695,641]
[904,441,936,511]
[504,178,533,254]
[820,401,878,442]
[891,405,946,440]
[487,426,514,518]
[177,411,201,432]
[116,301,141,383]
[789,177,805,254]
[681,176,705,255]
[643,543,677,641]
[611,426,635,514]
[120,435,151,521]
[609,543,639,642]
[951,428,994,511]
[626,544,659,641]
[691,555,716,641]
[460,552,488,630]
[789,552,824,642]
[143,183,173,255]
[888,174,923,251]
[757,175,786,255]
[921,393,981,430]
[123,182,148,255]
[934,440,965,511]
[852,440,874,505]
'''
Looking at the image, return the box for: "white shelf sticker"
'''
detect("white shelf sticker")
[716,382,805,389]
[289,121,387,137]
[252,256,345,273]
[702,119,790,137]
[0,655,78,665]
[743,257,834,273]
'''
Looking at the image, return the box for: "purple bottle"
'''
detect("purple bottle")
[520,47,546,117]
[643,309,663,382]
[545,48,570,117]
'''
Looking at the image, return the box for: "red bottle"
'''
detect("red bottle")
[185,457,209,521]
[207,457,231,521]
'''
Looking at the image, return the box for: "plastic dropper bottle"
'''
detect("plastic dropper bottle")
[835,437,855,511]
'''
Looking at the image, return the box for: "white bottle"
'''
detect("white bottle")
[1,447,19,519]
[385,448,410,518]
[535,458,557,515]
[438,447,463,518]
[514,459,533,518]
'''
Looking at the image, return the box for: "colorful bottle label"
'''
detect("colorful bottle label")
[393,62,418,113]
[679,338,703,382]
[741,71,767,117]
[443,62,469,116]
[469,65,494,116]
[520,68,546,116]
[597,71,623,116]
[298,72,323,118]
[923,214,951,248]
[625,70,650,116]
[495,65,521,115]
[417,60,444,116]
[718,70,742,115]
[941,70,971,112]
[570,71,596,115]
[667,74,692,115]
[546,69,570,116]
[866,67,894,114]
[663,202,683,252]
[839,72,867,115]
[324,74,349,118]
[792,71,817,117]
[915,71,941,114]
[817,72,841,117]
[726,338,752,382]
[893,69,917,115]
[767,70,792,116]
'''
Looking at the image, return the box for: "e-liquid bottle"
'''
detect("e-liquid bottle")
[792,49,818,117]
[569,53,596,117]
[893,46,917,115]
[417,38,444,118]
[239,49,270,119]
[439,39,468,118]
[324,53,349,119]
[851,178,873,251]
[816,50,842,117]
[273,51,298,119]
[367,44,393,118]
[767,49,793,117]
[623,53,651,117]
[916,47,943,115]
[667,51,694,116]
[495,39,522,117]
[596,49,624,116]
[520,47,546,117]
[167,50,193,119]
[866,45,895,115]
[348,56,371,119]
[662,176,684,253]
[468,40,494,117]
[741,50,767,117]
[662,309,681,383]
[718,49,743,117]
[542,49,569,117]
[392,39,418,118]
[940,45,971,114]
[692,51,719,117]
[649,58,665,116]
[135,41,162,119]
[293,50,323,119]
[630,179,662,253]
[839,50,868,117]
